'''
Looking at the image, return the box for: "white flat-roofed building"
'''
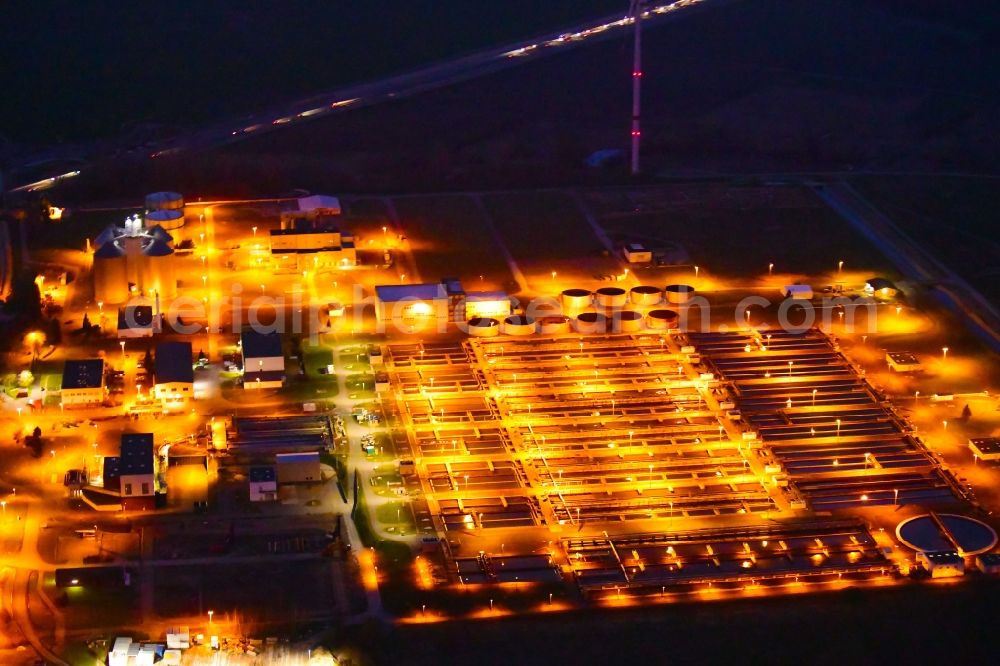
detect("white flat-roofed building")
[464,291,511,320]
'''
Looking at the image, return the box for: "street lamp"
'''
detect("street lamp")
[838,260,844,273]
[942,347,949,361]
[768,262,774,275]
[694,265,699,278]
[787,360,793,376]
[812,388,818,406]
[252,226,257,237]
[836,419,842,438]
[120,341,126,364]
[893,488,899,508]
[551,270,557,282]
[208,610,214,625]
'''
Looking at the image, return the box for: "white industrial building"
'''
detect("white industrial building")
[241,329,285,389]
[92,214,178,304]
[623,243,652,263]
[249,466,278,502]
[153,341,194,410]
[916,550,964,578]
[375,283,450,324]
[61,359,105,407]
[463,291,511,320]
[276,451,322,484]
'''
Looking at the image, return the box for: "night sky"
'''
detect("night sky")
[1,1,625,145]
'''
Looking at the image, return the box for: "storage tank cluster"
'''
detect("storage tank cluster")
[145,192,185,232]
[92,214,178,304]
[464,283,693,337]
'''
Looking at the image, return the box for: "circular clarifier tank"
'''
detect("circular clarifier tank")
[502,315,535,336]
[612,310,644,332]
[594,286,628,308]
[467,317,500,337]
[896,513,998,556]
[560,288,592,311]
[630,285,662,306]
[646,309,680,329]
[573,311,609,334]
[665,284,695,304]
[537,315,571,335]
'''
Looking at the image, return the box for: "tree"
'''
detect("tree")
[6,272,42,322]
[46,317,62,347]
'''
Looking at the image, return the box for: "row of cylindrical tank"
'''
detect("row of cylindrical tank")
[560,284,694,310]
[467,310,681,337]
[145,192,185,231]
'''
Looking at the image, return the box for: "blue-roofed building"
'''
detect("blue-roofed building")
[154,341,194,408]
[119,433,157,511]
[61,359,105,407]
[374,282,449,324]
[240,329,285,389]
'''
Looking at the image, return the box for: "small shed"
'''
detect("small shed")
[623,243,652,264]
[781,284,814,300]
[865,277,899,299]
[975,553,1000,574]
[886,351,922,373]
[969,437,1000,462]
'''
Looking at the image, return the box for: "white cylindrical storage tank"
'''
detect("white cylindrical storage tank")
[573,312,609,334]
[502,315,536,336]
[665,284,695,305]
[612,310,644,333]
[145,209,185,232]
[145,191,184,212]
[560,288,592,312]
[630,285,662,306]
[594,287,627,309]
[93,244,129,304]
[646,309,680,330]
[467,317,500,337]
[537,315,571,336]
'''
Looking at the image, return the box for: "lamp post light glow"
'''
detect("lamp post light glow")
[812,388,818,406]
[836,418,842,438]
[208,610,214,625]
[768,262,774,275]
[942,346,949,361]
[838,260,844,273]
[787,360,793,376]
[694,265,699,278]
[893,488,898,507]
[252,226,257,237]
